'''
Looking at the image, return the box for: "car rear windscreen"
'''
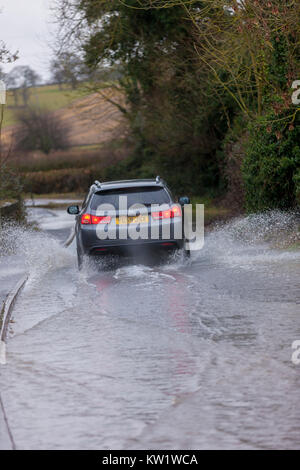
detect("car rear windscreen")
[90,187,171,209]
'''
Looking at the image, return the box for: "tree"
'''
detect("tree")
[137,0,300,208]
[50,52,84,89]
[56,0,228,194]
[15,107,70,154]
[55,0,300,206]
[6,70,19,106]
[50,58,65,89]
[0,39,17,65]
[7,66,41,106]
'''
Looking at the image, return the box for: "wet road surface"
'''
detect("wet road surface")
[0,203,299,449]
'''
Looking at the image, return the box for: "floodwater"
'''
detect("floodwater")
[0,203,299,449]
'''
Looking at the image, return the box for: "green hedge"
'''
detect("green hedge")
[23,168,95,194]
[242,110,300,211]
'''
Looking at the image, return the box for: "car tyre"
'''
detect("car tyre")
[184,240,190,258]
[77,250,83,270]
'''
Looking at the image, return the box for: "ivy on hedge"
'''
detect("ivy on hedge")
[242,110,300,211]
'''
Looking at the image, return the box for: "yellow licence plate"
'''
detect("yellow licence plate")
[116,215,149,225]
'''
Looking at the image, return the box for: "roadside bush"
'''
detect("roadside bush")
[17,138,131,194]
[0,163,25,222]
[242,110,300,212]
[0,163,23,201]
[102,143,222,197]
[217,116,248,213]
[23,167,94,194]
[15,107,70,154]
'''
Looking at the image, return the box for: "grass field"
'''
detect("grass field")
[3,83,89,127]
[2,82,125,151]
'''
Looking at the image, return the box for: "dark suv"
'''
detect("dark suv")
[67,177,190,268]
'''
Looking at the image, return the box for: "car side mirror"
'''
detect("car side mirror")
[67,205,80,215]
[179,196,190,205]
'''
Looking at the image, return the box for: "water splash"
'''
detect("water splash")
[1,210,299,281]
[215,210,299,246]
[0,222,74,283]
[199,210,300,268]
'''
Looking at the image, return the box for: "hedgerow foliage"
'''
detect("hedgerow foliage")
[243,110,300,211]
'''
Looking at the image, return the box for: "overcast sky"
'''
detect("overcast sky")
[0,0,55,81]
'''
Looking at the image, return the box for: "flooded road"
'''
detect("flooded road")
[0,203,299,449]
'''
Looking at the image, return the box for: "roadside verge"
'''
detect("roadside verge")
[0,274,28,365]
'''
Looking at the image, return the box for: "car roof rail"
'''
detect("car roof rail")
[90,180,101,192]
[91,180,101,189]
[156,175,166,186]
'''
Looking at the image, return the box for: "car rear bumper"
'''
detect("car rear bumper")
[78,218,184,255]
[87,239,183,256]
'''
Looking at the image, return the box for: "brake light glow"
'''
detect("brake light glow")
[152,205,182,220]
[81,214,111,225]
[91,215,111,224]
[81,214,91,224]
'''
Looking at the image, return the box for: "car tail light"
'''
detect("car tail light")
[81,214,111,225]
[91,215,111,224]
[81,214,92,224]
[152,205,182,220]
[171,205,181,217]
